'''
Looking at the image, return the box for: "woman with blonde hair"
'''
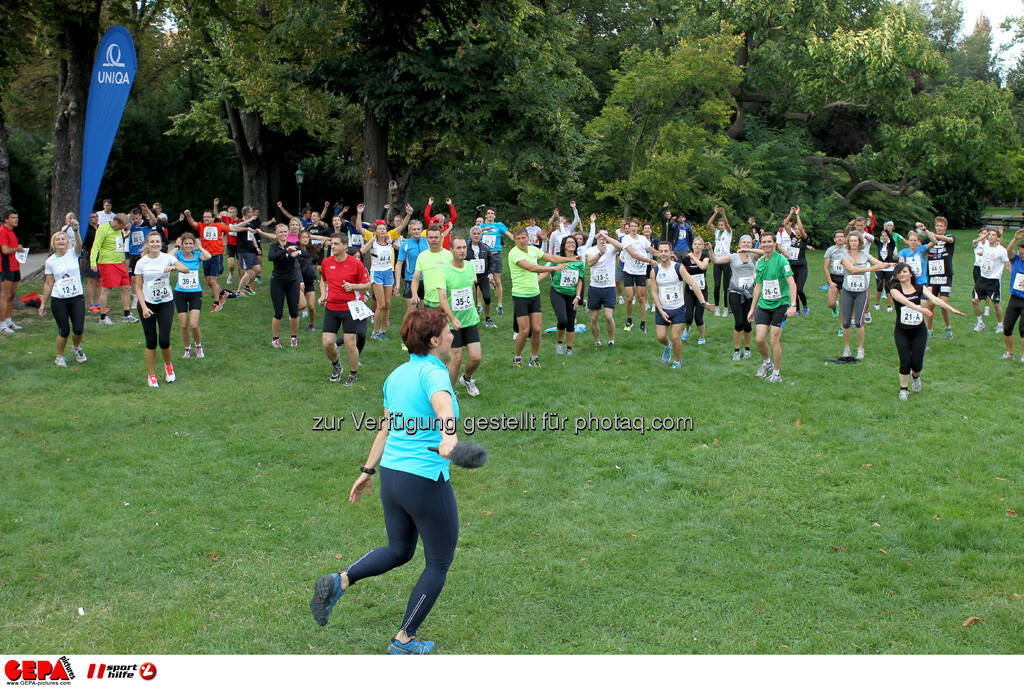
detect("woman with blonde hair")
[39,231,87,366]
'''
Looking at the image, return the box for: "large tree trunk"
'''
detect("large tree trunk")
[225,102,270,218]
[362,108,390,220]
[0,104,11,214]
[725,31,752,140]
[50,5,102,232]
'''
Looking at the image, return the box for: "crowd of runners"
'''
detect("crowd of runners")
[3,198,1023,399]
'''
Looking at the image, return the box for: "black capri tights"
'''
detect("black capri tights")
[271,277,301,319]
[713,262,731,307]
[139,300,175,350]
[791,263,808,309]
[549,290,577,332]
[1004,295,1024,337]
[729,292,752,333]
[894,326,927,375]
[684,287,707,327]
[476,274,491,305]
[345,467,459,638]
[51,295,84,339]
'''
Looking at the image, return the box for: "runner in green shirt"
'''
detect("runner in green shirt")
[547,234,586,355]
[747,232,797,383]
[409,225,454,308]
[437,237,483,397]
[507,227,577,368]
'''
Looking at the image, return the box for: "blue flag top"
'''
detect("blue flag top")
[78,26,137,243]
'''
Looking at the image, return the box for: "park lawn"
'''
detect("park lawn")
[1,230,1021,654]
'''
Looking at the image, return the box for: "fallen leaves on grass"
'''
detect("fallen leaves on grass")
[1013,593,1021,599]
[862,463,873,468]
[713,438,720,445]
[335,554,343,560]
[962,617,983,627]
[878,549,888,555]
[481,510,492,516]
[626,531,637,537]
[1007,510,1018,517]
[830,544,846,551]
[934,515,942,520]
[210,551,217,561]
[996,477,1009,482]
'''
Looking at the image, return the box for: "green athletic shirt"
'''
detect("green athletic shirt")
[416,249,453,306]
[508,245,544,297]
[441,262,480,328]
[547,260,585,296]
[90,221,125,268]
[755,251,794,310]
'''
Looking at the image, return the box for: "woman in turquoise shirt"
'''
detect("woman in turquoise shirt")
[310,307,459,655]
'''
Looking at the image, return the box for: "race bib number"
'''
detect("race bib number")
[762,279,782,300]
[981,259,994,276]
[472,258,486,275]
[482,234,496,249]
[203,226,219,241]
[350,234,364,247]
[627,254,646,272]
[593,269,612,286]
[738,277,754,290]
[832,260,844,274]
[115,236,125,252]
[908,258,922,277]
[927,259,944,276]
[247,231,255,243]
[451,286,474,311]
[131,230,145,246]
[786,246,799,261]
[660,283,682,307]
[349,299,373,320]
[144,277,171,303]
[559,270,579,288]
[1013,273,1024,292]
[929,276,947,285]
[714,245,728,258]
[372,247,393,270]
[844,274,867,292]
[692,273,706,291]
[900,308,923,326]
[178,270,200,290]
[974,249,984,266]
[55,275,82,298]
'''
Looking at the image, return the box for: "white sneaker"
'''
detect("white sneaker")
[1001,352,1014,359]
[459,375,480,397]
[886,306,893,312]
[556,342,565,355]
[842,347,851,358]
[899,389,909,401]
[731,350,741,361]
[512,332,518,342]
[874,304,880,311]
[756,360,773,378]
[742,349,751,359]
[618,296,624,305]
[165,364,176,383]
[196,344,205,359]
[147,374,159,388]
[7,320,22,330]
[226,274,233,285]
[994,323,1003,335]
[54,355,68,367]
[911,376,922,393]
[123,314,139,323]
[73,346,87,363]
[0,325,12,335]
[98,316,114,325]
[973,320,985,333]
[856,348,865,360]
[767,371,782,383]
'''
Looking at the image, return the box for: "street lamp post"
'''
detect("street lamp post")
[295,165,304,215]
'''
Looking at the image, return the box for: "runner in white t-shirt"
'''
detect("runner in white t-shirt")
[619,220,656,333]
[586,229,622,346]
[39,231,87,367]
[133,232,190,388]
[972,228,1009,333]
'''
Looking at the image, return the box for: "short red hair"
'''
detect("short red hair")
[401,308,448,355]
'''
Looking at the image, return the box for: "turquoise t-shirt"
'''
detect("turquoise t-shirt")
[898,246,928,285]
[174,250,203,293]
[380,354,460,481]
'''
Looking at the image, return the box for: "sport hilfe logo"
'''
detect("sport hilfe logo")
[85,662,156,680]
[4,657,74,681]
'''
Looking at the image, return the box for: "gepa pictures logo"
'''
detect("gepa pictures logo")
[4,657,74,683]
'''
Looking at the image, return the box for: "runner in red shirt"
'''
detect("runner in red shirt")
[214,197,241,285]
[425,197,457,250]
[319,233,371,385]
[183,209,230,307]
[0,209,23,333]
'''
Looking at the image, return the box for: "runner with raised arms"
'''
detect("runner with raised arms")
[362,221,396,340]
[267,223,303,348]
[1000,229,1024,361]
[823,229,847,324]
[480,208,513,315]
[547,234,586,356]
[586,229,621,347]
[874,225,899,312]
[839,232,892,359]
[172,232,211,359]
[39,231,87,366]
[748,232,798,383]
[133,231,190,387]
[650,241,715,368]
[781,207,811,315]
[888,262,966,400]
[711,234,758,360]
[972,228,1009,334]
[920,217,956,339]
[681,237,710,345]
[620,220,657,333]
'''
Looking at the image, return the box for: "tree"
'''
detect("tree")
[584,36,742,217]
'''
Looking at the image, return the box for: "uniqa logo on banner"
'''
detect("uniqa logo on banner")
[98,42,131,83]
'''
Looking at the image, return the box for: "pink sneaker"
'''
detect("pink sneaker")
[182,346,192,359]
[290,336,298,347]
[196,344,205,359]
[272,338,283,348]
[147,375,159,388]
[164,364,176,383]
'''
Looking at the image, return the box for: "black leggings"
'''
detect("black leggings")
[728,292,752,333]
[346,467,458,638]
[549,290,577,332]
[713,262,731,307]
[476,274,491,305]
[271,277,300,319]
[139,300,174,350]
[51,295,84,339]
[1004,294,1024,336]
[684,287,707,327]
[791,263,808,309]
[894,325,927,375]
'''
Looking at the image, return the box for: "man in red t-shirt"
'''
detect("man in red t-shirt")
[0,209,23,333]
[425,197,457,250]
[319,233,371,385]
[184,209,230,306]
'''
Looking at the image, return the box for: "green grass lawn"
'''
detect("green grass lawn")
[2,230,1022,654]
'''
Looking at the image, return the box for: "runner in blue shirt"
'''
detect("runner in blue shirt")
[480,207,513,315]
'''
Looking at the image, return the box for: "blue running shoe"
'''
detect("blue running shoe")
[310,573,343,626]
[670,361,681,369]
[661,345,672,363]
[387,637,435,655]
[681,328,689,342]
